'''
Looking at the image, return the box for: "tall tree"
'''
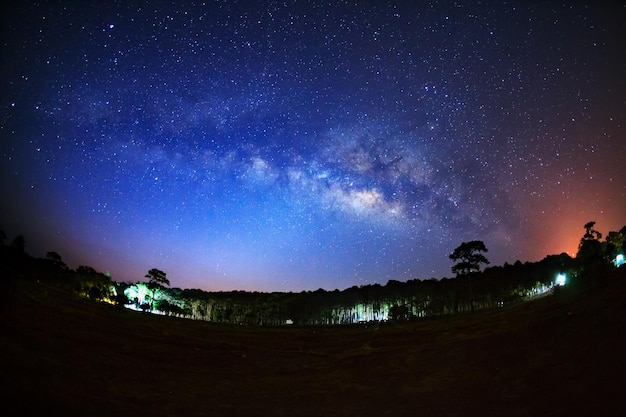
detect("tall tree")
[576,221,612,288]
[582,221,602,242]
[450,240,489,312]
[449,240,490,276]
[577,221,603,260]
[145,268,170,310]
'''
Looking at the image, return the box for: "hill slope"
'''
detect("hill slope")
[2,273,625,417]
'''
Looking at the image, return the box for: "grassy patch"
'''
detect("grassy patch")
[2,278,625,416]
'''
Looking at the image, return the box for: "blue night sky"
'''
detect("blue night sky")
[1,1,624,292]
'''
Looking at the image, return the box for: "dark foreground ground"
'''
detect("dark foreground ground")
[1,274,625,417]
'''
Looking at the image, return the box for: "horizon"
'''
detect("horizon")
[2,222,622,294]
[2,1,625,292]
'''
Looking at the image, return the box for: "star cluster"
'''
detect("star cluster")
[1,1,624,291]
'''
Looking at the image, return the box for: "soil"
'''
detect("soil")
[1,276,625,417]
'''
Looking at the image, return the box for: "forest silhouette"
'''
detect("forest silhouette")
[2,221,624,326]
[2,221,626,416]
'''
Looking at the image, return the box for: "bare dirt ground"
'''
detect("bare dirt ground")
[2,276,625,417]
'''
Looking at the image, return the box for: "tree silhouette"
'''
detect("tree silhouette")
[582,221,602,242]
[145,268,170,310]
[577,221,604,260]
[449,240,490,276]
[46,251,67,269]
[11,235,25,253]
[604,231,624,264]
[76,265,113,300]
[576,221,612,288]
[450,240,489,312]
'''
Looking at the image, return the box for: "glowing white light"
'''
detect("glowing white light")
[124,283,149,305]
[615,254,624,267]
[556,273,566,286]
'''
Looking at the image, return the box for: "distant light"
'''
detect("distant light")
[124,283,148,305]
[615,254,625,267]
[556,273,566,286]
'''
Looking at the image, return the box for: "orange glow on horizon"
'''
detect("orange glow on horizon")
[524,205,625,263]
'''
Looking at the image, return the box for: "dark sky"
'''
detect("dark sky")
[1,1,624,292]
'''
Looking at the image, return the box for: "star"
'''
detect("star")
[1,1,624,291]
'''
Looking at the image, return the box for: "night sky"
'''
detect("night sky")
[1,1,624,292]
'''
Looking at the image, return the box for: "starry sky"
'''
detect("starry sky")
[1,1,624,292]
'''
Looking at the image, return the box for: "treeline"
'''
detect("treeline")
[117,252,573,326]
[1,222,624,326]
[0,233,119,304]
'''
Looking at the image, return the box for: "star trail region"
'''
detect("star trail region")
[1,1,624,292]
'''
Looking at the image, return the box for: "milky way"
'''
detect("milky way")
[1,1,624,291]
